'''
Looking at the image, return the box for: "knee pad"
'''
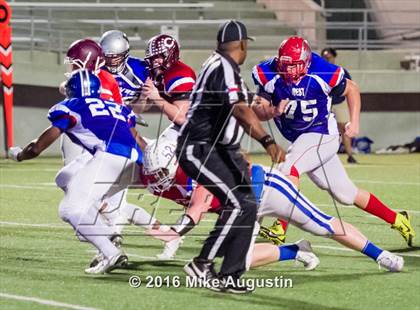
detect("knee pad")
[55,167,74,191]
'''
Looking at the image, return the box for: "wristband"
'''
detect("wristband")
[259,135,275,149]
[171,214,196,236]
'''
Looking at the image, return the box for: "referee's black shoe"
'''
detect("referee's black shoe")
[184,257,218,281]
[209,276,254,294]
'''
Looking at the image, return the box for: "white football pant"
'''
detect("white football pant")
[278,133,358,205]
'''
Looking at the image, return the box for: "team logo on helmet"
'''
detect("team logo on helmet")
[144,34,180,78]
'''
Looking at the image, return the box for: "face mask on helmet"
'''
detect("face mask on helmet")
[144,54,165,79]
[104,52,129,74]
[142,140,178,193]
[143,167,175,193]
[278,56,307,84]
[277,36,312,84]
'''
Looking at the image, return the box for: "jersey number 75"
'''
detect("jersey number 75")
[284,99,318,122]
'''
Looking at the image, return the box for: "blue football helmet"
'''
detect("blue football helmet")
[65,69,101,98]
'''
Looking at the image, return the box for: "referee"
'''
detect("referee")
[177,20,284,293]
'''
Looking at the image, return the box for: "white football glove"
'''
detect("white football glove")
[8,146,22,161]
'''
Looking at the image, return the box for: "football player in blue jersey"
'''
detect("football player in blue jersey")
[100,30,149,126]
[8,70,147,274]
[251,36,415,247]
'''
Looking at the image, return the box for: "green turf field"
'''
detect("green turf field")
[0,154,419,310]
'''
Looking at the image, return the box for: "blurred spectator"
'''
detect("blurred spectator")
[321,47,358,164]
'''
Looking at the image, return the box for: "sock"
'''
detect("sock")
[279,244,299,261]
[69,205,120,259]
[362,241,384,261]
[363,194,397,224]
[277,219,289,231]
[122,203,157,229]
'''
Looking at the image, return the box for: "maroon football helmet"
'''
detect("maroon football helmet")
[64,39,105,74]
[145,35,180,76]
[277,36,312,84]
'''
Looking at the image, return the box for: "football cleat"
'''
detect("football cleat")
[89,252,104,268]
[295,240,320,271]
[259,220,286,245]
[156,236,185,260]
[391,211,415,247]
[376,250,404,272]
[85,252,128,274]
[184,258,218,284]
[89,234,124,268]
[208,276,254,294]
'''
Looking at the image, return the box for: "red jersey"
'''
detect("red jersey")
[139,166,221,213]
[98,69,123,104]
[157,60,196,103]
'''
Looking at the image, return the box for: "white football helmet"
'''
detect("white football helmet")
[100,30,130,74]
[142,139,178,193]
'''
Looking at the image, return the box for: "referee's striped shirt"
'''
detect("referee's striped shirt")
[178,50,249,148]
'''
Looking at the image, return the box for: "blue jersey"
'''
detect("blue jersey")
[111,56,149,104]
[252,53,344,142]
[48,97,142,163]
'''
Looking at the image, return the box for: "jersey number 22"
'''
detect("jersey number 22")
[87,98,126,122]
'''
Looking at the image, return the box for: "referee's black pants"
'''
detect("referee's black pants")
[177,143,257,279]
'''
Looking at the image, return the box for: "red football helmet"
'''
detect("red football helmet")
[277,36,312,84]
[65,39,105,74]
[145,34,180,76]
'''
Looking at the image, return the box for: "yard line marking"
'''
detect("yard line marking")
[1,168,60,173]
[86,250,191,263]
[0,221,143,234]
[0,221,68,228]
[313,204,420,214]
[313,245,420,258]
[0,292,99,310]
[0,184,57,190]
[352,180,420,186]
[343,164,420,169]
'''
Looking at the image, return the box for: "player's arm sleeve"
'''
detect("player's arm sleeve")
[112,80,123,104]
[165,75,196,102]
[251,64,272,102]
[319,59,345,92]
[330,77,348,98]
[47,104,76,132]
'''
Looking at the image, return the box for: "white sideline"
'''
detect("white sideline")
[352,179,420,185]
[0,292,99,310]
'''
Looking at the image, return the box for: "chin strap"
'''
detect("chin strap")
[171,214,196,236]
